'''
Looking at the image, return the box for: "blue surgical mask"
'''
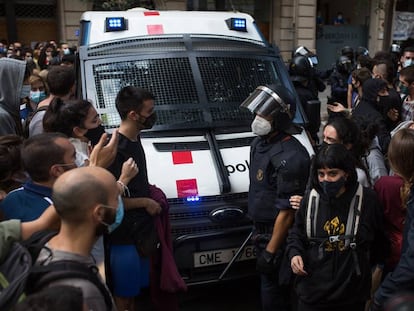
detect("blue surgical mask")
[404,59,414,68]
[63,48,70,55]
[102,196,124,234]
[30,90,47,104]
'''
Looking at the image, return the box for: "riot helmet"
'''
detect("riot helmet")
[241,84,300,134]
[341,46,354,62]
[240,84,295,120]
[390,43,401,55]
[336,55,353,74]
[356,46,369,58]
[289,55,314,82]
[293,45,318,67]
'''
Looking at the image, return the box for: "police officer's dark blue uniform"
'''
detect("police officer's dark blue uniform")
[241,84,311,311]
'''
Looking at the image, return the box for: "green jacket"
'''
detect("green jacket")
[0,220,21,263]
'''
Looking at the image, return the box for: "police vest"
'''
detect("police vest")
[248,133,309,223]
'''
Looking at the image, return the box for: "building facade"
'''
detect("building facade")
[0,0,411,63]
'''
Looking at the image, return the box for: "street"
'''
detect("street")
[179,276,262,311]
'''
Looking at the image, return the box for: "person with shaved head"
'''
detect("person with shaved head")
[35,166,123,311]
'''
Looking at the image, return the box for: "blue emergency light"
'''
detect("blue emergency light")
[186,196,200,202]
[105,17,127,32]
[225,18,247,32]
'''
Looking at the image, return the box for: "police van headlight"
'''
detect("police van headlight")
[225,18,247,32]
[105,17,127,32]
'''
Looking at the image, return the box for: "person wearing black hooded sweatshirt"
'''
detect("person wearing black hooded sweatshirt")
[287,143,385,311]
[352,78,391,155]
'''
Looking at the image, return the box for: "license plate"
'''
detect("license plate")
[193,245,256,268]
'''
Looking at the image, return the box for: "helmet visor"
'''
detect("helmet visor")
[240,85,289,117]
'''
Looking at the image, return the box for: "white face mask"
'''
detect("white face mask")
[403,59,414,68]
[251,115,272,136]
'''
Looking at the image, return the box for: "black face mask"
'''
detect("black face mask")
[320,176,346,198]
[139,112,157,129]
[143,112,157,129]
[377,95,392,113]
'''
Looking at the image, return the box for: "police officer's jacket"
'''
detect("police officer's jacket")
[248,131,310,224]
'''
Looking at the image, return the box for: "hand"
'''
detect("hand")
[256,249,279,274]
[289,195,303,210]
[386,108,399,122]
[327,102,346,113]
[119,157,138,185]
[144,198,162,216]
[291,255,308,276]
[89,129,119,168]
[371,265,383,299]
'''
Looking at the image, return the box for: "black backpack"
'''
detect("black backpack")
[0,230,112,311]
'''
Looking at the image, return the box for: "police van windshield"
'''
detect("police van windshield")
[82,37,290,133]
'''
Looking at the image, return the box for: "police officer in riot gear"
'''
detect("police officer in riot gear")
[292,45,326,97]
[341,46,355,66]
[240,85,311,311]
[289,55,321,145]
[330,55,353,106]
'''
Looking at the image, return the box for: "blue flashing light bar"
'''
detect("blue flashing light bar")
[225,18,247,32]
[186,196,200,202]
[105,17,127,32]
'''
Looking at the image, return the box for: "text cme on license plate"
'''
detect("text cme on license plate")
[193,246,256,268]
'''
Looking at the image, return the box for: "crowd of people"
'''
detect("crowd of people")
[1,36,414,311]
[0,39,186,311]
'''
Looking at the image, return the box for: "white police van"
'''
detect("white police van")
[78,8,314,285]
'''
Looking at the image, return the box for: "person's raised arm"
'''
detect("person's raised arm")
[89,129,119,168]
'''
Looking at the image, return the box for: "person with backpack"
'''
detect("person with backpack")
[34,166,120,311]
[287,143,385,311]
[0,205,59,263]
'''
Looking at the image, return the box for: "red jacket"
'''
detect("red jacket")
[374,175,406,270]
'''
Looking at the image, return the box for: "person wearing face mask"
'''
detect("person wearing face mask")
[287,143,385,311]
[106,86,165,311]
[400,46,414,70]
[399,65,414,122]
[50,42,71,66]
[354,78,392,155]
[43,98,103,167]
[372,60,402,131]
[28,74,47,108]
[240,84,311,311]
[35,166,120,311]
[28,65,75,137]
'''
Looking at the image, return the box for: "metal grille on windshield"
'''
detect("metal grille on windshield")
[91,55,280,129]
